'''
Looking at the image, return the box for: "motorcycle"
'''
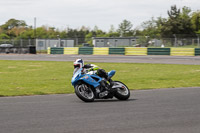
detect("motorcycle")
[71,67,130,102]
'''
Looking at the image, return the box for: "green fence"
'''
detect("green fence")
[109,48,125,55]
[195,48,200,56]
[148,48,170,55]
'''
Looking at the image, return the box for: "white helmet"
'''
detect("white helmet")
[74,59,84,68]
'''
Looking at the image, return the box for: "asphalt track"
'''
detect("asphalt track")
[1,54,200,133]
[1,88,200,133]
[0,54,200,64]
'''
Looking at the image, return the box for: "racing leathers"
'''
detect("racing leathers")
[83,64,109,79]
[83,64,110,90]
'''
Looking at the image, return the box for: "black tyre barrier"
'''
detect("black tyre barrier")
[0,46,36,54]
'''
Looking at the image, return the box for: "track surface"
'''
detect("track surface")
[1,88,200,133]
[0,54,200,64]
[1,54,200,133]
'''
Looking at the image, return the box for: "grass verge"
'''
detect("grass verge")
[0,60,200,96]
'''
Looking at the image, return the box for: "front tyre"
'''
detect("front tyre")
[113,81,130,100]
[75,83,95,102]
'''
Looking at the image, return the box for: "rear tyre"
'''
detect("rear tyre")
[75,83,95,102]
[113,81,130,100]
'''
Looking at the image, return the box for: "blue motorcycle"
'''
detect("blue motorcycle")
[71,68,130,102]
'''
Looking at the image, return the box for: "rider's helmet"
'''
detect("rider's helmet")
[74,59,84,68]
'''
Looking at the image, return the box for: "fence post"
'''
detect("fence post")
[173,34,177,47]
[20,39,23,47]
[12,39,14,45]
[197,34,200,48]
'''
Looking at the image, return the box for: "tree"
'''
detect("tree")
[109,25,116,33]
[19,29,34,39]
[0,33,10,39]
[191,11,200,33]
[7,27,27,38]
[117,19,133,37]
[160,5,194,37]
[0,19,28,38]
[107,25,120,37]
[168,5,180,19]
[35,27,48,39]
[179,6,194,36]
[164,5,181,36]
[0,27,3,34]
[59,31,68,39]
[85,32,93,44]
[141,17,161,38]
[0,19,27,30]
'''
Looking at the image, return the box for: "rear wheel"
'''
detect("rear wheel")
[113,81,130,100]
[75,83,95,102]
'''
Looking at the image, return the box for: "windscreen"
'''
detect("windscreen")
[73,67,80,75]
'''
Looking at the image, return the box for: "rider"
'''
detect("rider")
[73,59,113,95]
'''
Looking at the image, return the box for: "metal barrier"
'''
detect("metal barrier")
[64,47,79,55]
[109,48,125,55]
[50,48,64,54]
[125,47,147,55]
[79,47,93,55]
[148,48,170,55]
[171,48,194,56]
[93,48,109,55]
[195,48,200,56]
[48,47,200,56]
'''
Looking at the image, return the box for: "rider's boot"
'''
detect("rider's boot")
[107,78,114,90]
[100,78,108,90]
[95,86,101,98]
[98,79,109,98]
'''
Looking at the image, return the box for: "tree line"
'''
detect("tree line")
[0,5,200,44]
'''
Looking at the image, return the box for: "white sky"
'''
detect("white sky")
[0,0,200,31]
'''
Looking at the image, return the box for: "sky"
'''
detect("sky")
[0,0,200,31]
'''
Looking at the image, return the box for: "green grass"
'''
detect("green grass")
[0,60,200,96]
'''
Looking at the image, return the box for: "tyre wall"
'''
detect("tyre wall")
[48,47,200,56]
[0,46,36,54]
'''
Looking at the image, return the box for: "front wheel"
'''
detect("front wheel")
[75,83,95,102]
[113,81,130,100]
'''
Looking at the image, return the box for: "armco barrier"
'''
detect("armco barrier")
[170,48,194,56]
[93,47,109,55]
[109,48,125,55]
[148,48,170,55]
[51,47,64,54]
[48,47,198,56]
[195,48,200,56]
[79,47,93,55]
[125,47,147,55]
[64,47,78,55]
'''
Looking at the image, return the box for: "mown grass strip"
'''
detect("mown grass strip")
[0,60,200,96]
